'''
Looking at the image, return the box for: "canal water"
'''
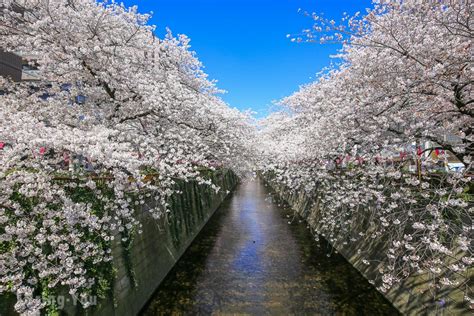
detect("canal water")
[141,179,398,315]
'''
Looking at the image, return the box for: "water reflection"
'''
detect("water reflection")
[141,178,399,315]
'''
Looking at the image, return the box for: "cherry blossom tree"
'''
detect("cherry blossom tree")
[260,0,472,308]
[0,0,255,314]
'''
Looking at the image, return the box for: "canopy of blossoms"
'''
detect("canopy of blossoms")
[1,0,473,315]
[0,0,256,314]
[258,0,472,307]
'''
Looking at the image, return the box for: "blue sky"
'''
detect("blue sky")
[122,0,373,117]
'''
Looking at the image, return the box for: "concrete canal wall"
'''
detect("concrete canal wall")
[264,177,471,316]
[95,169,238,316]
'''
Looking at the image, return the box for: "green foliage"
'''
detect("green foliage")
[121,227,137,289]
[196,166,214,180]
[41,279,59,316]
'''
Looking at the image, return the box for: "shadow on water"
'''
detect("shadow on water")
[140,179,399,315]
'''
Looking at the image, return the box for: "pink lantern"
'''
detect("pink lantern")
[417,146,423,156]
[63,152,70,163]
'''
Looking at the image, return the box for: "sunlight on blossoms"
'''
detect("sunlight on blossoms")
[0,0,472,315]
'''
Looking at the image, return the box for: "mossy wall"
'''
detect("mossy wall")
[264,177,472,316]
[99,169,238,316]
[1,169,238,316]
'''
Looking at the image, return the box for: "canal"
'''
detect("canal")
[141,178,398,315]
